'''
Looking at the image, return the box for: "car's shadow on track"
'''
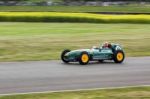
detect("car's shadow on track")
[61,60,125,67]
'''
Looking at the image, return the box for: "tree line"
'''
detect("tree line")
[0,0,150,2]
[0,0,149,6]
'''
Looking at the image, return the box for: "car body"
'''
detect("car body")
[61,43,125,65]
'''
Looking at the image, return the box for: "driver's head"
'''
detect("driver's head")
[103,42,109,48]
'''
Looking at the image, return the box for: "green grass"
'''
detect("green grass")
[0,5,150,13]
[0,22,150,61]
[0,12,150,23]
[0,86,150,99]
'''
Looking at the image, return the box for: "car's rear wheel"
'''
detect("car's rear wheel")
[79,52,89,65]
[113,50,125,63]
[61,49,70,63]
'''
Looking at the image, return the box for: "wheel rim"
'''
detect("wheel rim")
[117,52,123,61]
[81,54,89,63]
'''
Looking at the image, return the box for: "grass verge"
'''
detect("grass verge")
[0,22,150,61]
[0,5,150,13]
[0,12,150,23]
[0,86,150,99]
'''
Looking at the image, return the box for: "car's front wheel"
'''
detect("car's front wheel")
[61,49,70,63]
[79,52,90,65]
[113,50,125,63]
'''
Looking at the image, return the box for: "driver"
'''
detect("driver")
[102,42,111,48]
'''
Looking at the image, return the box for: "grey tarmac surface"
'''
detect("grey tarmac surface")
[0,57,150,95]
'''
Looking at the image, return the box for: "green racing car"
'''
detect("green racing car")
[61,42,125,65]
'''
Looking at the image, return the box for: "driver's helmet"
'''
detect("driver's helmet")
[102,42,111,48]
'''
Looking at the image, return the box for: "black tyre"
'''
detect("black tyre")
[79,51,90,65]
[61,49,70,63]
[113,50,125,63]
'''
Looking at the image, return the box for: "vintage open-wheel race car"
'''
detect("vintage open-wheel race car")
[61,42,125,65]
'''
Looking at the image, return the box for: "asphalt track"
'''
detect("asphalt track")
[0,57,150,95]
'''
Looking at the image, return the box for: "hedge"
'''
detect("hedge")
[0,12,150,23]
